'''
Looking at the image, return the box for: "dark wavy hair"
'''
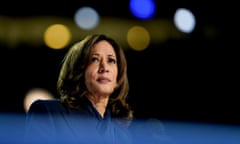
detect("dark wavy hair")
[57,34,133,121]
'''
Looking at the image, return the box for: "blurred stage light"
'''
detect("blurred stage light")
[74,6,100,30]
[174,8,196,33]
[127,26,150,51]
[44,24,71,49]
[129,0,156,20]
[23,88,54,112]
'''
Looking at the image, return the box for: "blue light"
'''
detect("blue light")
[129,0,156,20]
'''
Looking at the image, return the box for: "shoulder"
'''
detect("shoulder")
[28,99,66,113]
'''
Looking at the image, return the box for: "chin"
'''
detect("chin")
[97,89,113,96]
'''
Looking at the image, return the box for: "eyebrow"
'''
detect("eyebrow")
[92,53,116,58]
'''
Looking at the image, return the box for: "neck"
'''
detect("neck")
[86,94,109,118]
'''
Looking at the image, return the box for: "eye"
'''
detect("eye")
[91,57,99,63]
[108,58,116,64]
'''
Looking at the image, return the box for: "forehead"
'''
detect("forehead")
[92,40,116,56]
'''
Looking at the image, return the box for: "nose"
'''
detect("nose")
[98,60,109,73]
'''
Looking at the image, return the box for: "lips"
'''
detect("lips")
[97,77,110,83]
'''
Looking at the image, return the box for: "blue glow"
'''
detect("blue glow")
[1,114,240,144]
[163,121,240,144]
[129,0,156,20]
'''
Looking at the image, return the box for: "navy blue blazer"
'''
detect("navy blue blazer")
[24,98,132,144]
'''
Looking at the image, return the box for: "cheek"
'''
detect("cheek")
[85,66,100,86]
[85,68,95,81]
[84,71,90,83]
[85,65,97,77]
[85,68,93,83]
[84,70,94,91]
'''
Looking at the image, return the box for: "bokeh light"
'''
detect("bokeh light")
[74,6,100,30]
[127,26,150,51]
[23,88,54,112]
[174,8,196,33]
[44,24,71,49]
[129,0,156,20]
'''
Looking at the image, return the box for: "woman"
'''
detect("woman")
[24,34,133,144]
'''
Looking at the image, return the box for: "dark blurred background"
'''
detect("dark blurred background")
[0,0,238,125]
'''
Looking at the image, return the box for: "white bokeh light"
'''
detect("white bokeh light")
[174,8,196,33]
[23,88,54,112]
[74,7,100,30]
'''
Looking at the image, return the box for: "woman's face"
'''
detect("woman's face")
[85,40,118,97]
